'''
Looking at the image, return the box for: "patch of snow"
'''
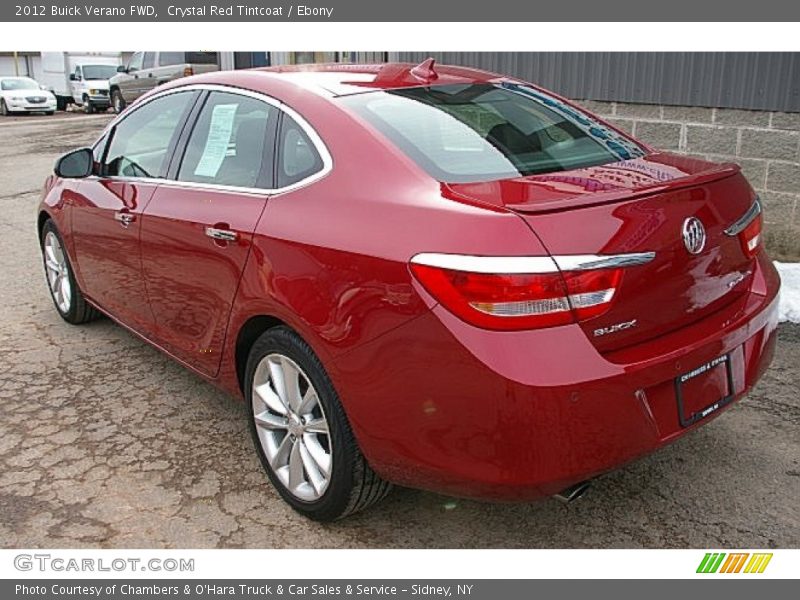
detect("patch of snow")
[774,261,800,324]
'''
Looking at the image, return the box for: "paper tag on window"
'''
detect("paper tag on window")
[194,103,238,178]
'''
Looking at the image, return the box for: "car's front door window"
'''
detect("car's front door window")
[102,91,195,179]
[177,91,275,189]
[127,52,143,73]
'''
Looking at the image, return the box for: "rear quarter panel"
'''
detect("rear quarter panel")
[219,85,553,396]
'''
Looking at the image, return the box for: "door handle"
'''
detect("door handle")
[114,211,135,227]
[205,227,238,242]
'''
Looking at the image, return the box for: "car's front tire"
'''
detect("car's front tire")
[0,100,9,116]
[40,220,100,324]
[245,326,391,521]
[111,89,125,114]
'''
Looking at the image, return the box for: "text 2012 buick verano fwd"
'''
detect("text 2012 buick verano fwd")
[38,61,780,520]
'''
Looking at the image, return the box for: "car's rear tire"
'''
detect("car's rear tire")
[245,326,391,521]
[45,111,55,116]
[40,220,101,325]
[111,89,125,114]
[0,100,8,116]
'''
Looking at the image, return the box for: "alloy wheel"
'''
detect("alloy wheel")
[251,353,332,501]
[43,231,72,314]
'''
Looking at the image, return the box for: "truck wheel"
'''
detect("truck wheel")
[111,90,125,114]
[83,97,95,114]
[0,100,8,116]
[56,96,67,111]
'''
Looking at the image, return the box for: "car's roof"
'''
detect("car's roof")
[247,61,510,97]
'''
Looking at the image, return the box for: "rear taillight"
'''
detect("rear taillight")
[409,255,623,331]
[725,198,763,258]
[739,213,763,257]
[562,268,623,321]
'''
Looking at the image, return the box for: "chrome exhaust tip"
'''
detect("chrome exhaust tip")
[553,480,591,504]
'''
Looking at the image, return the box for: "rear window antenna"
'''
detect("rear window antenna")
[410,58,439,82]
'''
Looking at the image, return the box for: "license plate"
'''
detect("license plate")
[674,354,735,427]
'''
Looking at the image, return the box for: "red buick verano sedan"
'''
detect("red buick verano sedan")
[38,61,780,520]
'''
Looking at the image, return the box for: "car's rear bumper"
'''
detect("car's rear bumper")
[332,251,781,500]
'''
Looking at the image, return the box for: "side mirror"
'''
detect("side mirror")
[117,65,127,73]
[55,148,94,179]
[69,73,77,81]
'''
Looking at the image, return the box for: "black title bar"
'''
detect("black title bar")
[4,1,800,22]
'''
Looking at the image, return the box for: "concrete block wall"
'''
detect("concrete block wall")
[575,100,800,260]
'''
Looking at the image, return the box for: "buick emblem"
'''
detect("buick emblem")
[682,217,706,255]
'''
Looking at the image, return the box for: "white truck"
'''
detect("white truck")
[39,52,122,113]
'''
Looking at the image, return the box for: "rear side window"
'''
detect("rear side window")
[177,91,275,188]
[159,52,218,66]
[340,83,646,183]
[158,52,184,66]
[103,91,195,178]
[277,115,324,188]
[142,52,156,69]
[185,52,218,65]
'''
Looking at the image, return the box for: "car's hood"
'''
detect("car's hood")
[445,152,740,214]
[0,88,54,99]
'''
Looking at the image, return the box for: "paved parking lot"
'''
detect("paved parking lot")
[0,114,798,549]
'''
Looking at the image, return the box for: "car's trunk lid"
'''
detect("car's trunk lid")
[446,153,758,352]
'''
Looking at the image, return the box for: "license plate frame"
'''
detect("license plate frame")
[674,354,735,428]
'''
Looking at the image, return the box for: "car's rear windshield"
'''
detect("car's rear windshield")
[340,83,646,183]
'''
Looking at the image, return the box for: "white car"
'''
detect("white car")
[0,77,57,115]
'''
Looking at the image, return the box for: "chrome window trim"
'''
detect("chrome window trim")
[411,253,560,274]
[410,252,655,274]
[724,198,762,236]
[84,174,272,197]
[90,83,333,196]
[554,252,656,271]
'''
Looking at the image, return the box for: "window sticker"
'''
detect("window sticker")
[194,103,238,177]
